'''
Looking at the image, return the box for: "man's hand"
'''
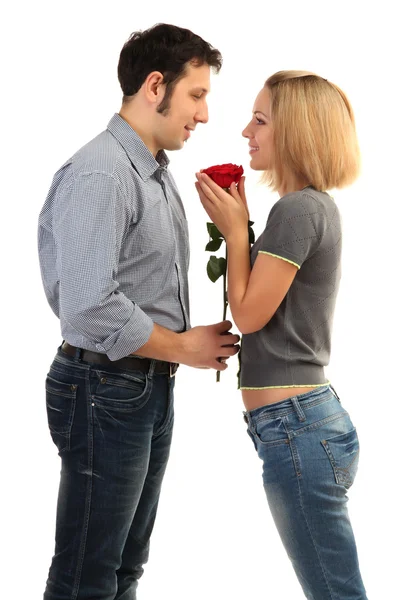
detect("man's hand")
[179,320,240,370]
[133,321,240,371]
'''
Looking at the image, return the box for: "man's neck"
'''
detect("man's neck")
[118,107,159,157]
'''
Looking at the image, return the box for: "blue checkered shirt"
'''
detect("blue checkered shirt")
[38,114,190,360]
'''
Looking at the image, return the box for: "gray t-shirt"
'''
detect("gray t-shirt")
[239,187,341,389]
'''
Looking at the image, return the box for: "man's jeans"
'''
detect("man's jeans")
[44,346,175,600]
[244,385,368,599]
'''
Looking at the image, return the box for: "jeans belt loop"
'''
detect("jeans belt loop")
[170,362,176,378]
[148,359,156,380]
[291,396,306,422]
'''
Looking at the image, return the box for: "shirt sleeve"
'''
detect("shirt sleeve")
[258,192,327,269]
[54,171,154,360]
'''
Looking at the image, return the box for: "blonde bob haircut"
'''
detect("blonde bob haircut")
[261,70,360,192]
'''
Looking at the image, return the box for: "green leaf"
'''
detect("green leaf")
[248,225,255,244]
[207,256,227,283]
[205,238,223,252]
[207,222,224,240]
[248,220,255,244]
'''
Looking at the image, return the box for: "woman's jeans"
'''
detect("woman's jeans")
[244,385,368,599]
[43,346,175,600]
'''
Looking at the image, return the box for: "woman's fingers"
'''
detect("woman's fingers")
[232,177,248,218]
[195,173,221,204]
[196,174,246,220]
[196,173,232,202]
[195,182,214,220]
[195,182,207,206]
[238,176,247,202]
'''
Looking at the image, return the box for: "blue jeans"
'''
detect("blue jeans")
[244,385,368,599]
[44,346,175,600]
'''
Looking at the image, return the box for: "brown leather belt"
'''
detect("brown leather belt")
[61,342,179,377]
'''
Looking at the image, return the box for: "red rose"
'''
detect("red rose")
[202,163,244,188]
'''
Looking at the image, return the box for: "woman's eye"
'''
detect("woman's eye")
[255,117,265,125]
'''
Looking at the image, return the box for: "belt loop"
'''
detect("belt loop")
[74,346,83,362]
[148,359,156,380]
[291,396,306,422]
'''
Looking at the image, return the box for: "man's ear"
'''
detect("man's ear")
[143,71,165,105]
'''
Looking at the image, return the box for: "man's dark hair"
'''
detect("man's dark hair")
[118,23,222,113]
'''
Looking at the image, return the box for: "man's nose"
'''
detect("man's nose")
[196,103,209,124]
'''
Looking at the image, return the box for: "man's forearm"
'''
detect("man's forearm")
[133,323,186,363]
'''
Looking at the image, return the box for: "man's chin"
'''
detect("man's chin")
[170,138,185,150]
[156,129,187,152]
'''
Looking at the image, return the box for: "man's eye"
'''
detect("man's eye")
[193,94,202,100]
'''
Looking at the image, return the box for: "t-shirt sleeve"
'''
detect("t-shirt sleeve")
[258,192,327,269]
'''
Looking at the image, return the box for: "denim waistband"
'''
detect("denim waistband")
[243,385,340,423]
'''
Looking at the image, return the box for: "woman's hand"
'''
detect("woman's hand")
[195,173,249,242]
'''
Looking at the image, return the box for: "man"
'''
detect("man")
[38,23,239,600]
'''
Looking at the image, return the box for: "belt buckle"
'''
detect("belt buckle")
[169,362,177,378]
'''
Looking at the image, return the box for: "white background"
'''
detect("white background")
[2,1,399,598]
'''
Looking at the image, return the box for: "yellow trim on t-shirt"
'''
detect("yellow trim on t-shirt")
[240,382,330,390]
[258,251,300,269]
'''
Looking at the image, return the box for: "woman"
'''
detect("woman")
[195,71,367,599]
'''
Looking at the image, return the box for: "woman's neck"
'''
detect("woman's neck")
[278,178,311,198]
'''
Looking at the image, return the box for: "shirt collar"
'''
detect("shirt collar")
[107,113,169,181]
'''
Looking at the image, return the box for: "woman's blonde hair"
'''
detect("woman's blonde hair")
[261,70,360,192]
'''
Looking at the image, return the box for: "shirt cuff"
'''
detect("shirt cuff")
[95,306,154,361]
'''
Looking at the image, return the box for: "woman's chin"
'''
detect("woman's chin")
[248,158,265,171]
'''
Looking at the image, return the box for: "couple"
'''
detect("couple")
[38,23,367,600]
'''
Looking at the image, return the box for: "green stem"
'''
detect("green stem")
[223,248,228,321]
[216,244,228,382]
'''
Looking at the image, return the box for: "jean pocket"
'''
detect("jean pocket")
[91,369,151,412]
[252,416,288,447]
[246,427,258,452]
[321,428,360,488]
[46,376,77,453]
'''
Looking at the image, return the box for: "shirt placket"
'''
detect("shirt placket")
[158,168,189,331]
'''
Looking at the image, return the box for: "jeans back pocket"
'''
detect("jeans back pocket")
[321,428,360,488]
